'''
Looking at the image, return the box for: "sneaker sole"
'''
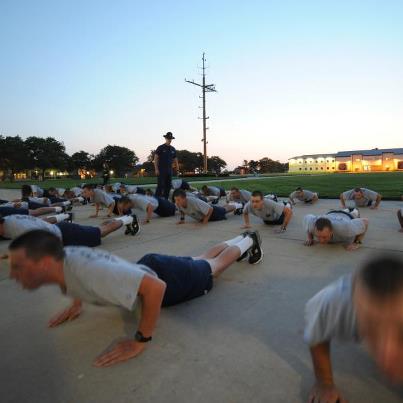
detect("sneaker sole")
[249,250,264,265]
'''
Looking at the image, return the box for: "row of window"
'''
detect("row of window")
[298,167,336,171]
[297,160,335,164]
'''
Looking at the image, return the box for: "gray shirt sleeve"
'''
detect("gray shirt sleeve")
[342,189,354,200]
[362,188,378,201]
[303,214,317,234]
[304,274,359,346]
[93,189,115,207]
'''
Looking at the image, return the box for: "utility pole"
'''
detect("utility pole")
[185,53,217,173]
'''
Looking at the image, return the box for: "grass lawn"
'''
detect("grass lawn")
[1,172,402,199]
[198,172,403,199]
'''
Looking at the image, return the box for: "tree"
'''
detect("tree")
[176,150,204,173]
[25,136,69,179]
[70,151,94,171]
[94,145,139,177]
[207,155,227,174]
[0,135,30,181]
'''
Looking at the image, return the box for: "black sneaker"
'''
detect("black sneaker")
[64,212,73,223]
[62,205,73,213]
[125,214,140,236]
[236,251,249,262]
[211,198,219,205]
[234,207,244,216]
[246,230,263,265]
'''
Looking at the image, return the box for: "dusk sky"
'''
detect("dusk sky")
[1,1,402,169]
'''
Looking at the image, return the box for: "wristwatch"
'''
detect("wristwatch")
[135,331,152,343]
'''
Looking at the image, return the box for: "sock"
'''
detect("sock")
[115,215,133,225]
[224,235,244,247]
[235,236,253,255]
[62,201,71,206]
[231,202,243,209]
[77,196,84,203]
[54,206,63,213]
[47,213,70,223]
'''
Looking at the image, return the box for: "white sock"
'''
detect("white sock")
[77,196,84,203]
[235,236,253,255]
[116,215,133,225]
[54,206,63,213]
[224,235,244,247]
[62,201,71,206]
[47,213,69,223]
[229,202,243,209]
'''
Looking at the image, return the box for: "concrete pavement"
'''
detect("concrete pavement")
[1,189,403,403]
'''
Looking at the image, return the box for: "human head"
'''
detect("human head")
[295,186,303,196]
[21,185,33,199]
[201,185,208,195]
[354,254,403,382]
[104,184,113,193]
[164,131,175,145]
[353,187,364,200]
[250,190,264,210]
[173,189,187,208]
[47,187,58,196]
[314,217,333,244]
[8,230,65,290]
[117,196,133,214]
[81,184,95,199]
[230,187,241,200]
[119,184,128,195]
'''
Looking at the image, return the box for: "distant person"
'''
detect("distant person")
[154,132,179,199]
[242,190,293,232]
[305,254,403,403]
[340,187,381,209]
[8,229,262,366]
[82,185,119,218]
[0,211,139,244]
[201,185,226,203]
[173,189,243,226]
[289,187,318,205]
[303,209,368,251]
[397,207,403,233]
[102,163,110,186]
[228,187,251,205]
[117,195,176,224]
[0,201,66,218]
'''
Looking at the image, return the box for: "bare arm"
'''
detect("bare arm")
[280,207,293,230]
[177,211,186,224]
[106,202,115,217]
[305,231,315,246]
[201,207,213,225]
[339,193,346,208]
[90,203,101,218]
[48,299,82,327]
[144,204,154,223]
[372,193,382,209]
[153,154,159,175]
[94,275,166,368]
[242,211,251,228]
[308,342,346,403]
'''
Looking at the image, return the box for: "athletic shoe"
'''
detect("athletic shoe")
[125,214,140,236]
[234,207,244,216]
[62,205,73,213]
[236,251,249,262]
[246,230,263,265]
[65,212,74,223]
[211,198,219,205]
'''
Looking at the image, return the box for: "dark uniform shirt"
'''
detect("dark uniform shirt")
[155,144,176,172]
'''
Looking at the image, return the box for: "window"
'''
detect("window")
[299,168,302,170]
[321,167,324,170]
[310,168,312,170]
[327,167,329,170]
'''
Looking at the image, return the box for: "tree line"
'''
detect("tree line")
[0,135,287,181]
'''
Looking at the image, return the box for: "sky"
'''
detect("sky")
[1,1,402,169]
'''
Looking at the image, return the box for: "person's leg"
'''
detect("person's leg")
[209,206,227,221]
[99,219,123,236]
[29,206,63,217]
[225,202,243,214]
[397,209,403,232]
[155,173,164,197]
[163,173,172,199]
[154,197,176,217]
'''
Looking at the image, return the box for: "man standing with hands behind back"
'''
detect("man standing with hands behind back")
[154,132,179,199]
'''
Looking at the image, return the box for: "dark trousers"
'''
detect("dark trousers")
[156,171,172,199]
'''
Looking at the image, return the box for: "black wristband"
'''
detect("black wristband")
[135,331,152,343]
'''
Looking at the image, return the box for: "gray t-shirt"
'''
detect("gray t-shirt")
[304,274,359,345]
[179,197,212,221]
[342,188,378,207]
[70,187,83,197]
[128,194,159,212]
[63,247,157,311]
[172,179,183,190]
[92,189,115,207]
[244,199,285,222]
[2,215,62,240]
[303,212,366,244]
[230,189,251,204]
[30,185,44,197]
[290,189,315,202]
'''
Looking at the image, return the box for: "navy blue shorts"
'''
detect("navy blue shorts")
[137,253,213,307]
[0,207,29,217]
[209,206,227,222]
[218,187,226,197]
[264,212,285,225]
[154,197,176,217]
[0,199,8,204]
[56,222,101,247]
[27,201,47,209]
[48,197,67,204]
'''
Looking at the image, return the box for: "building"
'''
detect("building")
[288,148,403,173]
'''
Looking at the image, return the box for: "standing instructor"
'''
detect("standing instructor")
[154,132,179,199]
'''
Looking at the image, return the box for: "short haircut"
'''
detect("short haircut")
[314,217,333,231]
[251,190,264,199]
[230,187,240,192]
[9,230,65,261]
[82,184,95,191]
[118,196,131,205]
[295,186,303,192]
[358,254,403,297]
[354,187,363,193]
[21,185,32,198]
[173,189,186,199]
